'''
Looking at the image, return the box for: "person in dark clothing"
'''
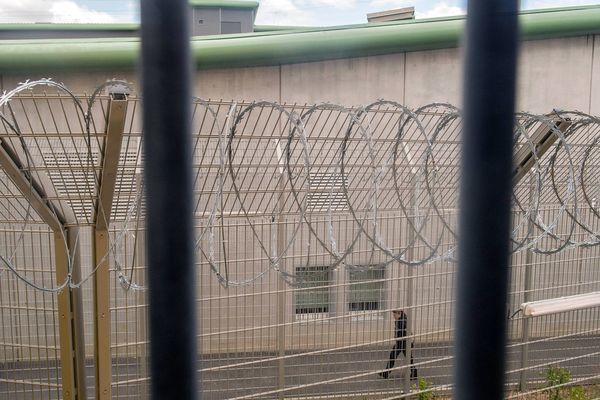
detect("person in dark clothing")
[379,309,417,379]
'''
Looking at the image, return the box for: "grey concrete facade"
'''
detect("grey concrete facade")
[1,33,600,400]
[2,35,595,112]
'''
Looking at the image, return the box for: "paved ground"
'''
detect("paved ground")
[1,337,599,399]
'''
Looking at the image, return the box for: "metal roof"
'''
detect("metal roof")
[0,5,599,73]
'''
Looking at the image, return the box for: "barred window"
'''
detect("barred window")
[295,266,331,315]
[348,267,385,311]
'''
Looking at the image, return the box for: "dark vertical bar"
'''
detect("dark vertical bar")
[455,2,519,400]
[140,1,197,399]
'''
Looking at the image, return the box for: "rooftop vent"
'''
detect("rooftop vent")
[367,6,415,23]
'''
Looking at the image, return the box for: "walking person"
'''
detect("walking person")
[379,309,417,379]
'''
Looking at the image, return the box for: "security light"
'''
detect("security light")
[521,291,600,316]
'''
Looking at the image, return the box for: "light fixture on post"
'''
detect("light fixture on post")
[521,291,600,316]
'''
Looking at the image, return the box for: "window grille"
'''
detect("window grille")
[295,265,332,315]
[348,266,385,311]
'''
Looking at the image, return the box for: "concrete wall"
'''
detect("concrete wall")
[2,34,595,112]
[1,34,600,361]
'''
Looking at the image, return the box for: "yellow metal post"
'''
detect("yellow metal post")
[54,228,87,400]
[68,227,87,400]
[93,93,128,400]
[93,231,111,400]
[54,230,77,400]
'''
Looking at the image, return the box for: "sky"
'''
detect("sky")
[0,0,598,26]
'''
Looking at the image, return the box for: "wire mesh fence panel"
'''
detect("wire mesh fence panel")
[110,222,149,400]
[0,224,62,399]
[0,80,600,399]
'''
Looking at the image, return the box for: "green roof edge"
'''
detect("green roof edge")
[0,23,139,31]
[253,24,317,32]
[1,6,599,73]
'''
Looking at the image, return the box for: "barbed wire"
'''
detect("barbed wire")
[0,78,142,292]
[202,101,598,287]
[1,80,600,291]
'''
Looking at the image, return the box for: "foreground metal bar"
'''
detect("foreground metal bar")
[93,92,128,400]
[141,0,198,398]
[455,2,519,400]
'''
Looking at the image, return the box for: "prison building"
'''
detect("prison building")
[1,2,600,400]
[0,0,259,39]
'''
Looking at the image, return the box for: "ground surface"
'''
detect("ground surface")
[1,336,599,399]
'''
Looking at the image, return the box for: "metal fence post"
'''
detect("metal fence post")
[54,231,78,400]
[403,178,417,394]
[276,147,286,399]
[519,176,535,391]
[93,92,128,400]
[455,2,519,399]
[93,231,111,399]
[67,227,87,400]
[141,0,198,398]
[54,228,87,400]
[134,174,149,396]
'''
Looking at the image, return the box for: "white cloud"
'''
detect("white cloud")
[369,0,414,9]
[367,0,464,18]
[256,0,363,26]
[255,0,315,26]
[0,0,115,23]
[416,2,465,18]
[300,0,357,9]
[50,1,115,23]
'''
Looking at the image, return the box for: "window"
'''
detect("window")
[348,266,385,311]
[221,21,242,34]
[295,266,331,315]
